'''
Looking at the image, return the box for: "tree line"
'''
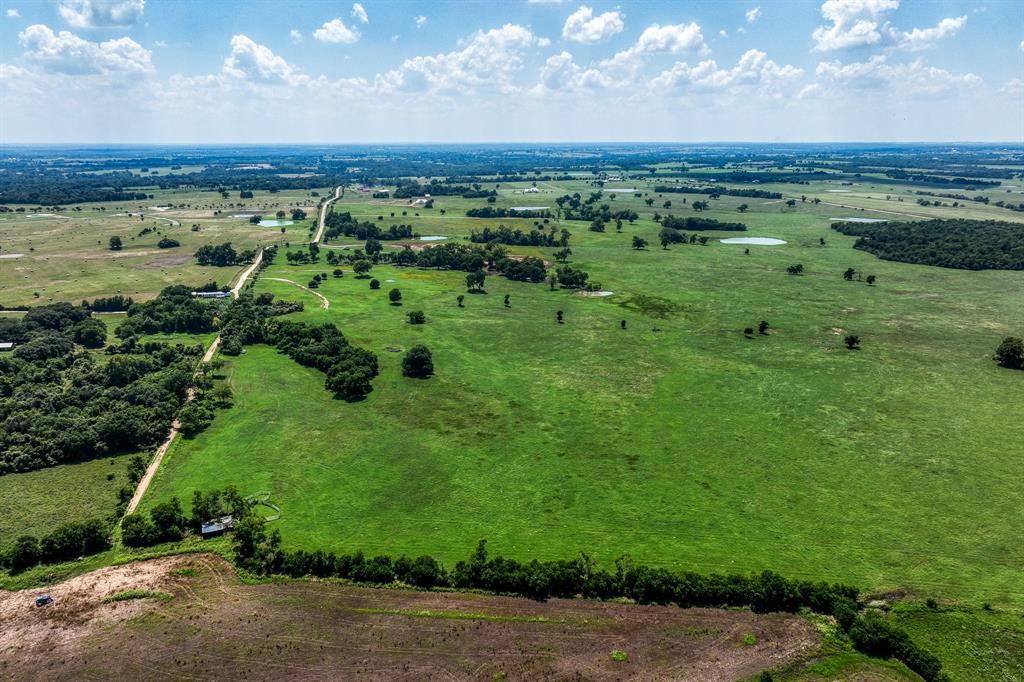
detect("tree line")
[469,225,569,247]
[658,215,747,231]
[465,207,549,219]
[832,219,1024,270]
[653,185,781,199]
[323,211,415,241]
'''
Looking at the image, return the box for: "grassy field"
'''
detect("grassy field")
[0,187,326,307]
[0,453,135,552]
[144,179,1024,613]
[889,602,1024,681]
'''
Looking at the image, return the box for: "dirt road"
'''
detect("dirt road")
[124,250,261,516]
[312,185,342,244]
[262,277,330,309]
[0,554,820,682]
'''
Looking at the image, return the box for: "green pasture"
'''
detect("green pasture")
[145,187,1024,611]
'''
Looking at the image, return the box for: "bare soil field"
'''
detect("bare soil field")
[0,554,819,681]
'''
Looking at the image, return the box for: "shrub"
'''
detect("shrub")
[407,310,426,325]
[994,336,1023,369]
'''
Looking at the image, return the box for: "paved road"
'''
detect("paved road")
[123,249,262,516]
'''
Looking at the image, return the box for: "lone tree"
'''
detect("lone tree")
[843,268,856,281]
[333,268,343,278]
[620,319,626,329]
[737,203,749,213]
[556,310,564,324]
[632,235,648,250]
[353,259,371,277]
[758,320,769,335]
[844,334,861,350]
[407,310,425,325]
[109,236,123,251]
[866,275,876,285]
[388,288,402,305]
[466,269,486,291]
[554,247,572,263]
[994,336,1024,369]
[402,344,434,378]
[744,327,755,337]
[369,278,380,290]
[787,264,805,275]
[503,294,510,307]
[456,294,465,307]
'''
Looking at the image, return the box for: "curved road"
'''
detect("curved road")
[124,249,263,516]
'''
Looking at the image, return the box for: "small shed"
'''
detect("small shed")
[0,342,13,352]
[200,515,234,538]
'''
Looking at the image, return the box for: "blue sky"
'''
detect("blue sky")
[1,0,1021,143]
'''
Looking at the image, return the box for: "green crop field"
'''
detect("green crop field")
[144,178,1024,612]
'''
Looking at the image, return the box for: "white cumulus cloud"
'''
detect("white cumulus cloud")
[812,0,899,51]
[562,6,624,43]
[414,15,427,28]
[815,54,981,96]
[602,22,708,71]
[6,8,21,18]
[223,34,302,84]
[290,29,303,43]
[58,0,144,29]
[314,18,360,44]
[375,24,537,95]
[891,15,966,51]
[651,49,803,95]
[19,23,153,75]
[352,3,368,23]
[813,0,966,52]
[746,7,762,23]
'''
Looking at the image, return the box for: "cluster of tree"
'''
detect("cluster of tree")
[658,215,747,231]
[195,242,247,267]
[122,498,189,547]
[465,207,549,219]
[554,265,589,289]
[555,192,639,223]
[653,185,782,199]
[393,181,495,199]
[0,303,202,474]
[157,237,180,248]
[323,211,414,241]
[116,285,219,338]
[832,219,1024,270]
[2,518,111,572]
[385,243,552,284]
[217,297,379,400]
[469,225,569,247]
[83,295,133,312]
[658,228,711,247]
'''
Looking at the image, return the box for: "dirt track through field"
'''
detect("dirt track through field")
[262,277,330,309]
[0,554,820,681]
[313,186,342,244]
[124,250,262,516]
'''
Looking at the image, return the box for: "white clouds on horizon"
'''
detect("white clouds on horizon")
[562,5,624,43]
[815,54,981,96]
[58,0,144,29]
